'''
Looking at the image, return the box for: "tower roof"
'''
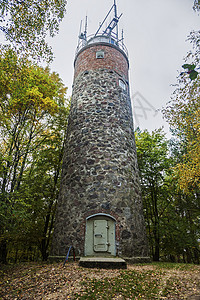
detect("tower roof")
[76,0,128,57]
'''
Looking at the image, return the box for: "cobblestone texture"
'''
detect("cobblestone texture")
[51,43,148,258]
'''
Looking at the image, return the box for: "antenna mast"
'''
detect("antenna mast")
[76,0,127,57]
[77,15,87,51]
[94,0,122,43]
[114,0,119,43]
[84,15,88,40]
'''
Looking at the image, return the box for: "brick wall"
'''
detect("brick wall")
[74,43,129,80]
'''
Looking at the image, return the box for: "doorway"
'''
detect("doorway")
[85,213,116,256]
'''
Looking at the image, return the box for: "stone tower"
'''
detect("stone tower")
[51,2,149,262]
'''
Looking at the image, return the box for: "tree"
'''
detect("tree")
[135,128,171,261]
[193,0,200,11]
[0,46,58,197]
[0,47,69,263]
[17,92,69,261]
[135,129,200,263]
[0,0,67,61]
[163,31,200,194]
[160,27,200,263]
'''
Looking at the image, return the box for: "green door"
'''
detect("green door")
[93,220,108,252]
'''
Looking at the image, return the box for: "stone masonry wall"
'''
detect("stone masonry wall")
[51,44,148,258]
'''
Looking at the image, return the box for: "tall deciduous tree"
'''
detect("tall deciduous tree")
[135,129,200,263]
[135,128,171,261]
[0,47,69,263]
[0,0,67,61]
[161,29,200,263]
[163,31,200,194]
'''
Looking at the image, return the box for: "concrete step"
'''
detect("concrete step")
[79,256,127,269]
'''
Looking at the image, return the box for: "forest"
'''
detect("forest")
[0,0,199,265]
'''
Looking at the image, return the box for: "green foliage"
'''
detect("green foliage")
[135,128,200,263]
[0,0,67,61]
[181,64,198,80]
[182,64,196,70]
[135,128,171,261]
[163,31,200,193]
[0,47,70,263]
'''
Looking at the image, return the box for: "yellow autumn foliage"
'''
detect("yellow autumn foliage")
[175,138,200,193]
[163,72,200,193]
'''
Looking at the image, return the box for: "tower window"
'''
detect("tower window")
[96,50,104,59]
[119,79,126,91]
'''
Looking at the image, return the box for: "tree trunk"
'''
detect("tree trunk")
[151,184,160,261]
[153,223,160,261]
[0,240,7,264]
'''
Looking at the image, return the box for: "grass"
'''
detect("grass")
[0,262,199,299]
[148,261,198,270]
[74,270,162,299]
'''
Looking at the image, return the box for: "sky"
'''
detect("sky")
[48,0,199,134]
[2,0,199,134]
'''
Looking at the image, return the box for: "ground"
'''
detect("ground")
[0,262,200,299]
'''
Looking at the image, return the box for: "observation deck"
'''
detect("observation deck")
[76,33,128,58]
[76,1,128,59]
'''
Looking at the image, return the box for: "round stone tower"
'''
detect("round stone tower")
[51,3,149,262]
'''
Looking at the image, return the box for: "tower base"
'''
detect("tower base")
[124,256,151,264]
[48,255,151,266]
[79,256,127,269]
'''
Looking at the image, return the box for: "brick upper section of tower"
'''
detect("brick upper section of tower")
[74,44,129,80]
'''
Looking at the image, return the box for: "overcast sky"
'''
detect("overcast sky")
[9,1,200,133]
[49,0,199,134]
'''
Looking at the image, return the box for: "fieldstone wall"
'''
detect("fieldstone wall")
[51,43,149,259]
